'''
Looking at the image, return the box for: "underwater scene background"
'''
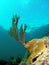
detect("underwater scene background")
[0,0,49,65]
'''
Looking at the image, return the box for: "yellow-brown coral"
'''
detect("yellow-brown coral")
[25,39,47,64]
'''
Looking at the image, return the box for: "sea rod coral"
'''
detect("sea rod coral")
[9,15,27,44]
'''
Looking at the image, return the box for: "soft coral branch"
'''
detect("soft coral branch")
[9,15,27,45]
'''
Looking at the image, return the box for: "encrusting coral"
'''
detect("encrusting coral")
[19,37,49,65]
[25,39,46,64]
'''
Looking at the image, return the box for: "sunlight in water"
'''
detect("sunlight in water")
[19,0,30,7]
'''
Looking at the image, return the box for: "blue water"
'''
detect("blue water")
[0,0,49,32]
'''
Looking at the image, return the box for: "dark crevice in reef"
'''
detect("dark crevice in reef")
[32,52,43,62]
[32,56,39,62]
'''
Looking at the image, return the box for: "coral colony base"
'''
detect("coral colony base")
[0,15,49,65]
